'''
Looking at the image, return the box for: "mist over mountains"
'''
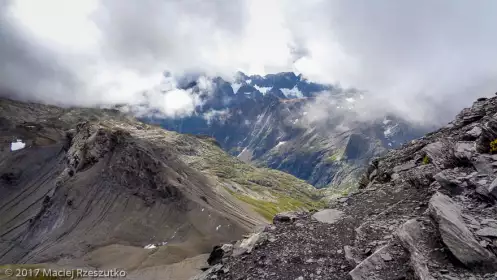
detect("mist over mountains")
[147,72,430,190]
[1,0,497,126]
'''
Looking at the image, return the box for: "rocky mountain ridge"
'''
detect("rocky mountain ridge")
[0,98,323,279]
[194,94,497,280]
[154,72,427,192]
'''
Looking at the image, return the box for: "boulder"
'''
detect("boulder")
[433,171,463,194]
[273,212,298,224]
[476,118,497,153]
[312,209,344,224]
[349,244,407,280]
[344,245,363,266]
[472,155,495,176]
[422,142,454,169]
[232,231,268,257]
[466,126,483,139]
[454,141,476,160]
[396,219,435,280]
[207,245,225,265]
[475,227,497,238]
[428,192,497,268]
[392,161,416,173]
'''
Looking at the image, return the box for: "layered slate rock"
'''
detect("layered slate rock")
[428,192,497,268]
[195,95,497,280]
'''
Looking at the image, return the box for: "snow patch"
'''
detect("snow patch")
[246,79,252,84]
[281,86,304,98]
[275,141,286,148]
[216,225,222,231]
[10,140,26,151]
[345,97,355,103]
[254,85,271,95]
[231,83,242,94]
[384,123,399,138]
[144,244,156,249]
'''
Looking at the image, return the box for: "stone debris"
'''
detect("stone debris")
[194,96,497,280]
[429,192,497,268]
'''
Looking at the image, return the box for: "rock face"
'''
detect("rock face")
[0,98,323,280]
[195,96,497,280]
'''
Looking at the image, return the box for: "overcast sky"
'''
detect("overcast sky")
[1,0,497,123]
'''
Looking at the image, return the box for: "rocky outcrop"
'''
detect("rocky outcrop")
[195,95,497,280]
[429,192,497,268]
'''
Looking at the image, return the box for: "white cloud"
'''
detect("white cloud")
[203,109,230,125]
[1,0,497,124]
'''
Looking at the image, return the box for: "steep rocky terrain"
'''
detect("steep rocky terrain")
[154,72,426,192]
[195,95,497,280]
[0,98,323,279]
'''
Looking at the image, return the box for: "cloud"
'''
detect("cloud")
[203,109,230,125]
[1,0,497,123]
[287,0,497,124]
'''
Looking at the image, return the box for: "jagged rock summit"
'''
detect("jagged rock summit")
[195,95,497,280]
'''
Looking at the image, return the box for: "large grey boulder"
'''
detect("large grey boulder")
[475,227,497,238]
[349,244,407,280]
[472,155,495,176]
[454,141,476,160]
[311,209,344,224]
[433,171,463,194]
[232,231,268,257]
[392,161,416,173]
[396,219,435,280]
[422,142,454,169]
[344,245,363,266]
[273,212,298,224]
[466,126,482,139]
[428,192,497,268]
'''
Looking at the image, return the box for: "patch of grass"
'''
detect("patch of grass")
[491,139,497,154]
[172,133,325,220]
[324,148,345,164]
[422,155,431,165]
[231,192,326,221]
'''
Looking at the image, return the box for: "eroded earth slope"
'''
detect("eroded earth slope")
[0,98,323,279]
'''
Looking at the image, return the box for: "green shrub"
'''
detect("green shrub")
[490,139,497,153]
[422,155,431,165]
